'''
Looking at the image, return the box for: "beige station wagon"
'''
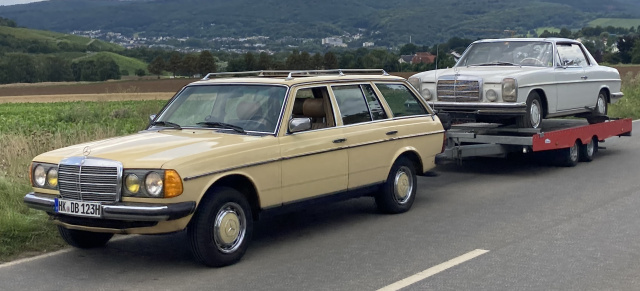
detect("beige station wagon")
[24,69,445,267]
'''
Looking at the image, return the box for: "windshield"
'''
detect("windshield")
[155,84,287,133]
[457,41,554,67]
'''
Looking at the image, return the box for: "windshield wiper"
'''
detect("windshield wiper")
[197,121,246,133]
[474,61,517,66]
[150,121,182,130]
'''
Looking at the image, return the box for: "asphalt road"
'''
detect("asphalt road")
[1,121,638,291]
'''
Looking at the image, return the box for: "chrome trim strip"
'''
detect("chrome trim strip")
[184,130,444,181]
[430,102,526,108]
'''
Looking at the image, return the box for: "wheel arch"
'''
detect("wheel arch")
[201,174,261,221]
[391,148,424,175]
[598,86,611,103]
[529,88,548,118]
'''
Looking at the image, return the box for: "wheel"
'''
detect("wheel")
[557,140,580,167]
[588,92,608,124]
[579,137,597,162]
[188,187,253,267]
[516,92,543,129]
[375,156,417,214]
[58,226,113,248]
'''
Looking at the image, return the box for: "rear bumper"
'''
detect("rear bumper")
[24,192,196,222]
[610,92,624,104]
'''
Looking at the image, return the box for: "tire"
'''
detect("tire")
[557,140,580,167]
[579,137,597,162]
[516,92,543,129]
[588,92,608,124]
[58,226,113,249]
[188,187,253,267]
[375,156,417,214]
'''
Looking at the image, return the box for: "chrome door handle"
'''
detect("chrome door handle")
[386,131,398,135]
[333,138,346,143]
[581,76,588,80]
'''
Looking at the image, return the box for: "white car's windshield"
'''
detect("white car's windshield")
[155,85,287,133]
[458,41,553,67]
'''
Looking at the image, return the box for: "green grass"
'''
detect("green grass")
[0,26,122,52]
[588,18,640,29]
[535,27,560,35]
[0,100,166,263]
[75,51,148,76]
[609,73,640,119]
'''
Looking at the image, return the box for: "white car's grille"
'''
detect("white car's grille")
[437,77,481,102]
[58,157,122,202]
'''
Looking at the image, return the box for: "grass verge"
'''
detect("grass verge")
[609,73,640,119]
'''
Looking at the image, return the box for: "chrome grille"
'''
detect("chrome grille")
[58,157,122,202]
[437,77,481,102]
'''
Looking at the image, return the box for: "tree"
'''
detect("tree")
[197,50,217,75]
[168,52,182,76]
[256,52,272,70]
[400,43,418,55]
[631,39,640,64]
[135,68,146,76]
[286,50,300,69]
[148,56,166,77]
[181,53,199,76]
[244,52,256,71]
[323,51,338,69]
[299,51,311,69]
[311,52,323,69]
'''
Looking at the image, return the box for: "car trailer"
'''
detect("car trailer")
[436,118,633,167]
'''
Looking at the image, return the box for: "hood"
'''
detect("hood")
[411,66,549,83]
[34,129,275,169]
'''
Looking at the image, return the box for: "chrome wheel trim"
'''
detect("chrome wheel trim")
[586,139,595,157]
[530,100,541,128]
[597,94,606,115]
[213,202,246,253]
[393,166,413,204]
[570,143,579,162]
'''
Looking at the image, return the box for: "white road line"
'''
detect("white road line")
[377,249,489,291]
[633,119,640,123]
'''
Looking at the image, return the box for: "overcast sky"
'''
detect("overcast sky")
[1,0,47,6]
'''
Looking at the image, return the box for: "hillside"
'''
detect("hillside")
[0,25,122,54]
[77,52,148,75]
[1,0,640,46]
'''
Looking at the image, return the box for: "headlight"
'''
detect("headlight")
[421,88,432,100]
[125,174,141,194]
[486,89,498,102]
[145,172,163,197]
[502,78,517,102]
[33,165,46,187]
[47,168,58,187]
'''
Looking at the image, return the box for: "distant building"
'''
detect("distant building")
[322,37,346,47]
[362,42,374,47]
[398,55,414,64]
[398,52,436,65]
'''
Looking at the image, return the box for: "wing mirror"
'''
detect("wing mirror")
[289,117,312,133]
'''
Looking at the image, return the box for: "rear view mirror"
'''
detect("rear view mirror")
[289,118,312,133]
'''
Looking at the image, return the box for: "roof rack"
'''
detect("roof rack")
[201,69,389,81]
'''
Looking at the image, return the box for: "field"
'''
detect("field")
[588,18,640,29]
[1,69,639,263]
[75,51,151,76]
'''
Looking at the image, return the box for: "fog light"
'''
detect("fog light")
[486,89,498,102]
[125,174,141,194]
[47,168,58,187]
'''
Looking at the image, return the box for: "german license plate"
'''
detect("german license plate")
[54,198,102,218]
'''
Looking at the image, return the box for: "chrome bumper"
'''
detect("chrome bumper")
[611,92,624,104]
[24,192,196,222]
[429,101,527,115]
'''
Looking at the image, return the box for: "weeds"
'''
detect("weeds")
[609,72,640,119]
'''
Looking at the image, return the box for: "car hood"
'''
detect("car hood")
[411,66,547,83]
[33,129,277,169]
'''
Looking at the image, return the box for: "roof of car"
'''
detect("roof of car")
[186,69,405,86]
[472,37,579,44]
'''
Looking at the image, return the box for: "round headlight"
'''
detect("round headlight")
[421,88,432,100]
[33,165,46,187]
[145,172,163,197]
[486,89,498,102]
[125,174,141,194]
[47,168,58,187]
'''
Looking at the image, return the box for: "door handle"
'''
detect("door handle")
[386,130,398,135]
[581,76,588,80]
[333,138,346,143]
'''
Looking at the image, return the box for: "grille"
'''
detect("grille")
[437,78,481,102]
[58,157,122,202]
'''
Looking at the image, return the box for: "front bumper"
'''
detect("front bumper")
[24,192,196,222]
[429,101,527,116]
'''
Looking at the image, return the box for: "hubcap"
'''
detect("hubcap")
[597,95,606,115]
[570,143,579,162]
[586,139,594,157]
[213,202,246,253]
[530,100,541,128]
[394,166,413,204]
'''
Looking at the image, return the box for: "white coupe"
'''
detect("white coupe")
[409,38,624,128]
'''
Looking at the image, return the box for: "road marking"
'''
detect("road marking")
[633,119,640,123]
[377,249,489,291]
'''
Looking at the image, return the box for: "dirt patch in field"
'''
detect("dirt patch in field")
[0,78,193,97]
[0,92,175,103]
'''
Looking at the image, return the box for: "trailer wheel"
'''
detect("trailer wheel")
[557,140,580,167]
[375,156,417,214]
[579,137,597,162]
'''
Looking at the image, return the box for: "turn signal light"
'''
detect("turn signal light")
[164,170,183,198]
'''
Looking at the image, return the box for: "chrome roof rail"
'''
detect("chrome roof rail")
[201,69,390,81]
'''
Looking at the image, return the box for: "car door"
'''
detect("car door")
[278,85,348,204]
[555,42,592,111]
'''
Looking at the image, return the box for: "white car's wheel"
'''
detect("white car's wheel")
[516,92,543,129]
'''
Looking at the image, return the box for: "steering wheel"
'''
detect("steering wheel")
[520,58,544,66]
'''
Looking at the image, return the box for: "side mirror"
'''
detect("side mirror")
[289,117,312,133]
[148,114,157,128]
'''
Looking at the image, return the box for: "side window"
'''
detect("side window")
[332,85,372,125]
[557,43,589,67]
[362,84,387,120]
[291,86,335,130]
[375,83,427,117]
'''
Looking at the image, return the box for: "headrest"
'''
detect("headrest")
[302,98,325,118]
[293,98,306,115]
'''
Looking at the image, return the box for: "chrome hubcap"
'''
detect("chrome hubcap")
[597,95,606,115]
[586,139,594,157]
[570,143,578,161]
[530,100,541,128]
[213,202,246,253]
[394,166,413,204]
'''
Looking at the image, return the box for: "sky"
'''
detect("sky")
[1,0,47,6]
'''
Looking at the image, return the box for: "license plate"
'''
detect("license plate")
[54,198,102,218]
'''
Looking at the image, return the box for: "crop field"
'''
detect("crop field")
[588,18,640,29]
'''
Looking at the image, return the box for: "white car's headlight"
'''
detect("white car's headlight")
[145,172,164,197]
[486,89,498,102]
[421,88,432,100]
[502,78,517,102]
